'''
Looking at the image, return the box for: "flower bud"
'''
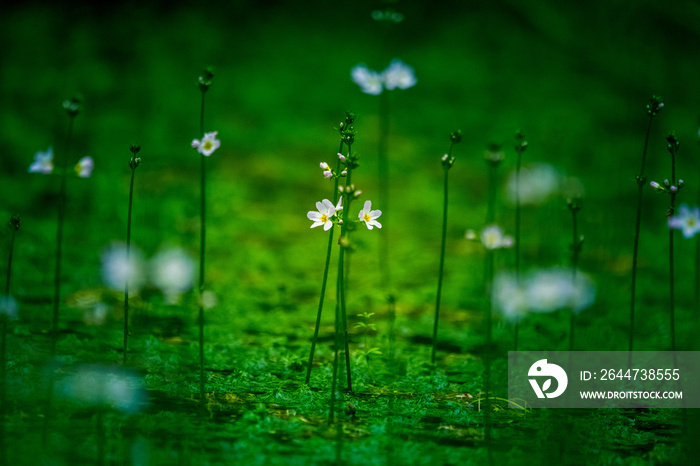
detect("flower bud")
[129,144,141,155]
[338,153,346,161]
[63,96,82,117]
[7,215,20,231]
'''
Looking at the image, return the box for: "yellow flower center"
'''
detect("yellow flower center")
[320,214,328,223]
[203,141,213,151]
[689,218,696,226]
[363,213,372,223]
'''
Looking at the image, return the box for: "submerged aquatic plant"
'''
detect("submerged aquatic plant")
[629,95,663,353]
[192,68,216,408]
[352,59,416,345]
[122,145,141,364]
[512,132,527,351]
[567,196,585,351]
[29,97,85,352]
[306,113,353,386]
[431,130,461,365]
[650,132,682,351]
[1,215,20,464]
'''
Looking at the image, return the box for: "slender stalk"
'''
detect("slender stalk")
[51,115,76,353]
[305,141,343,385]
[483,249,494,454]
[329,267,342,422]
[378,90,390,288]
[513,133,526,351]
[338,168,353,392]
[431,135,459,364]
[568,199,581,352]
[123,154,138,365]
[630,98,662,353]
[198,89,207,408]
[2,217,19,466]
[668,138,678,352]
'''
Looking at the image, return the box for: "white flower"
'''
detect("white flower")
[480,225,513,250]
[101,244,145,293]
[29,147,54,174]
[191,131,220,156]
[526,269,575,313]
[307,199,337,231]
[75,156,94,178]
[320,162,333,178]
[383,59,417,90]
[493,268,596,320]
[358,200,382,230]
[0,295,18,320]
[506,163,560,205]
[526,268,595,314]
[668,204,700,239]
[57,365,147,414]
[151,248,195,304]
[492,273,528,322]
[351,64,384,95]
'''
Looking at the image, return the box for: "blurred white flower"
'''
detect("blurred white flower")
[101,244,145,293]
[358,200,382,230]
[151,248,195,304]
[0,295,18,320]
[493,267,596,320]
[492,273,528,322]
[75,156,94,178]
[526,268,575,313]
[57,365,147,414]
[351,64,384,95]
[480,225,513,250]
[29,147,54,174]
[527,268,595,314]
[506,163,560,205]
[383,59,416,90]
[191,131,220,156]
[201,290,218,310]
[668,204,700,239]
[307,199,337,231]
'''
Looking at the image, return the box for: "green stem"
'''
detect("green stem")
[338,168,352,392]
[432,141,455,364]
[51,116,75,353]
[514,150,522,351]
[378,90,390,290]
[570,208,579,352]
[199,91,207,407]
[124,165,136,365]
[329,276,341,422]
[1,229,15,466]
[629,115,654,353]
[486,164,497,224]
[669,148,677,352]
[305,142,343,385]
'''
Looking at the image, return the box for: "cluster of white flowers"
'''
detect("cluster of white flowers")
[492,268,596,322]
[56,365,147,414]
[102,244,196,304]
[29,147,94,178]
[351,59,417,95]
[307,198,382,231]
[191,131,220,156]
[668,204,700,239]
[466,225,513,249]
